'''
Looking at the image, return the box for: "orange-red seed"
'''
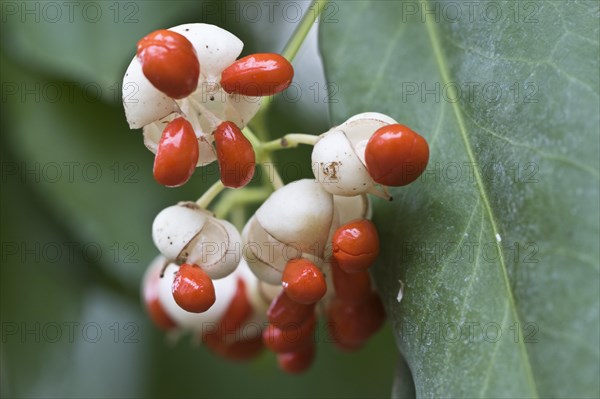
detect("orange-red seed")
[332,219,380,273]
[220,53,293,96]
[153,117,199,187]
[137,29,200,99]
[365,124,429,186]
[172,264,215,313]
[282,259,327,304]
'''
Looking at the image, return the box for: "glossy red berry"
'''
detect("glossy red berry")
[220,53,294,96]
[153,117,199,187]
[267,291,315,328]
[213,121,256,188]
[263,314,316,353]
[282,259,327,305]
[328,293,385,351]
[365,124,429,186]
[137,29,200,99]
[172,264,215,313]
[277,343,316,374]
[330,261,372,304]
[267,292,315,327]
[332,219,380,273]
[203,278,264,361]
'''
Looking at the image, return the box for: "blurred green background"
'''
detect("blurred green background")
[0,1,398,397]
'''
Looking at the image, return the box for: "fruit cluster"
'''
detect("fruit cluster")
[124,24,429,373]
[124,24,293,188]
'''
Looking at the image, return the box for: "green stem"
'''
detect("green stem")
[242,126,262,151]
[243,126,284,189]
[213,187,272,219]
[195,1,326,219]
[196,180,225,209]
[261,161,284,189]
[281,0,330,62]
[229,206,247,231]
[261,133,319,152]
[252,0,330,126]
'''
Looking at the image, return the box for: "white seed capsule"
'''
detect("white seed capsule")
[243,216,323,285]
[150,256,267,335]
[333,194,372,225]
[123,23,260,167]
[343,112,397,133]
[312,130,377,197]
[242,215,289,285]
[242,180,334,284]
[338,113,397,165]
[123,23,242,129]
[152,202,242,279]
[255,179,333,254]
[122,58,180,129]
[183,218,242,279]
[169,23,243,84]
[152,202,209,261]
[311,113,398,198]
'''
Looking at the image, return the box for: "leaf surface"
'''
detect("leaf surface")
[320,1,600,397]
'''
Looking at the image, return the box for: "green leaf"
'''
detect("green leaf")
[320,0,600,397]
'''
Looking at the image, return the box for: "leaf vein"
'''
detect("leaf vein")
[363,23,408,105]
[443,36,599,97]
[479,301,511,397]
[465,111,600,179]
[421,1,540,396]
[439,211,485,377]
[423,198,481,302]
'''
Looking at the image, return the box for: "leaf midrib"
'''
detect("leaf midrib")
[421,0,540,396]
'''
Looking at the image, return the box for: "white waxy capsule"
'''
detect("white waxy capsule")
[123,23,243,129]
[183,218,242,279]
[123,23,261,166]
[339,113,397,165]
[150,256,267,335]
[152,202,242,279]
[343,112,397,132]
[243,216,323,285]
[255,179,333,254]
[242,216,290,285]
[242,180,334,284]
[333,194,372,225]
[122,58,180,129]
[311,113,398,199]
[152,202,209,261]
[169,23,243,84]
[312,130,377,197]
